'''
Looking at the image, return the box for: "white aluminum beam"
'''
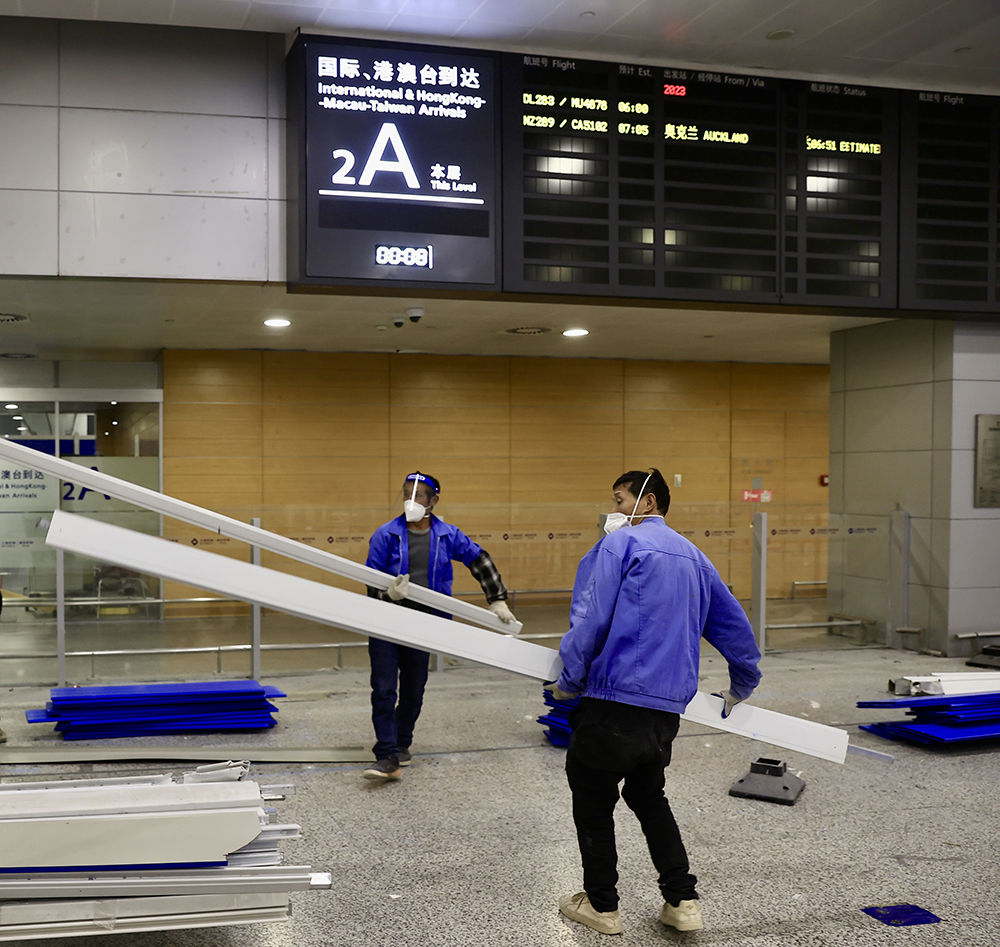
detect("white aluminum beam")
[0,866,332,899]
[683,692,848,765]
[0,892,290,926]
[0,807,264,871]
[46,510,559,681]
[0,439,518,634]
[0,905,292,941]
[0,781,266,820]
[45,510,848,763]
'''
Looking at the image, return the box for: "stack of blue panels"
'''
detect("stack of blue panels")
[26,680,285,740]
[537,688,579,747]
[858,690,1000,746]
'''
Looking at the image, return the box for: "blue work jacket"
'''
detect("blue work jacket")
[366,513,484,597]
[557,517,762,714]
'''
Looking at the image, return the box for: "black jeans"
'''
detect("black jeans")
[565,698,698,912]
[368,636,430,760]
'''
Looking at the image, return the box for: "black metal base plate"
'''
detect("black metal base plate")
[729,766,805,805]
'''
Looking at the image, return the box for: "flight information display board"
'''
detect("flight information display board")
[781,80,898,307]
[501,55,781,302]
[288,35,500,290]
[899,90,1000,311]
[287,36,999,316]
[501,55,899,307]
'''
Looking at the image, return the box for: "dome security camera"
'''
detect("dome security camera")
[393,316,405,328]
[406,307,424,323]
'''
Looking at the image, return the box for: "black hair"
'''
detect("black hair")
[613,467,670,514]
[405,470,441,495]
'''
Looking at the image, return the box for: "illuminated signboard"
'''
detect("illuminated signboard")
[288,35,499,289]
[899,90,1000,311]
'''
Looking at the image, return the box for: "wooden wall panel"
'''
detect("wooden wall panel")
[162,350,830,602]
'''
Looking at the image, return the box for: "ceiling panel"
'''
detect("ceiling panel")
[2,0,999,366]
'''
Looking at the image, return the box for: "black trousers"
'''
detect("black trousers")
[565,698,698,913]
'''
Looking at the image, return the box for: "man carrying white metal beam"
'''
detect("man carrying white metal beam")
[362,471,518,781]
[548,468,762,936]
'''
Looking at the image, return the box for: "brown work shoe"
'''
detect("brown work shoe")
[559,891,622,935]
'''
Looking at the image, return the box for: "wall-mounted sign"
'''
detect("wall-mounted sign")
[288,35,499,290]
[974,414,1000,507]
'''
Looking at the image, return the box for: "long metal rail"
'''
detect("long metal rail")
[0,439,520,635]
[45,509,850,763]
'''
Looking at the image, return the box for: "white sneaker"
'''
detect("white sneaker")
[559,891,622,935]
[660,898,703,931]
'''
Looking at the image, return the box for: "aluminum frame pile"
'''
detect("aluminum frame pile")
[889,670,1000,696]
[0,761,331,941]
[25,680,285,740]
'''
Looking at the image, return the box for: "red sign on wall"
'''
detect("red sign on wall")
[742,489,772,503]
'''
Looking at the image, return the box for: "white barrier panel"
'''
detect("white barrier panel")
[46,510,557,681]
[45,510,848,764]
[0,439,519,635]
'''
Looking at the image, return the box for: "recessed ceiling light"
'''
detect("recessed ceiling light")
[264,317,291,328]
[12,415,22,420]
[112,420,119,426]
[563,328,589,337]
[17,426,27,432]
[766,28,795,40]
[4,404,17,410]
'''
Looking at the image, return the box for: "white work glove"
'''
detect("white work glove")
[488,600,517,624]
[712,688,747,719]
[544,681,578,702]
[386,574,409,602]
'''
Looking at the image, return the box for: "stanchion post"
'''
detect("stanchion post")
[887,509,911,646]
[56,548,67,687]
[751,511,767,652]
[251,517,262,680]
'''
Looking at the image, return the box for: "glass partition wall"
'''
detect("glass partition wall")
[0,397,168,685]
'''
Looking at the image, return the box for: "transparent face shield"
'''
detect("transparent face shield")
[398,474,438,522]
[603,472,654,535]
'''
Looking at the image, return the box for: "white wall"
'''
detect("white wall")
[0,18,287,281]
[946,322,1000,642]
[831,319,1000,654]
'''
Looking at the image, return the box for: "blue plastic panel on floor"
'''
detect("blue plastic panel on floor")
[27,680,284,740]
[862,904,941,926]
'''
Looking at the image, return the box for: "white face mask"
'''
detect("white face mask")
[403,478,429,523]
[603,473,653,535]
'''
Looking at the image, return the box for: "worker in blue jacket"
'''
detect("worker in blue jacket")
[549,468,762,936]
[362,471,517,781]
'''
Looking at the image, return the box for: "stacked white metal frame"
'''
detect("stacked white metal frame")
[0,761,331,941]
[890,670,1000,696]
